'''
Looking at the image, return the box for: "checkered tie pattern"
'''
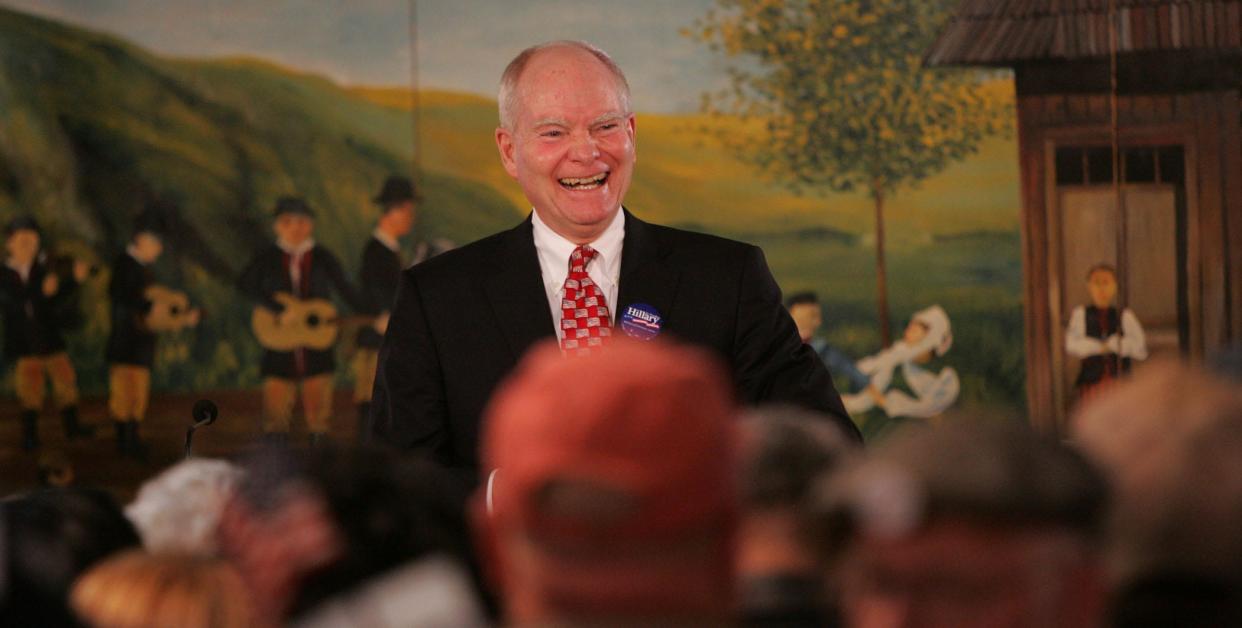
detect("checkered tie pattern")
[559,245,612,356]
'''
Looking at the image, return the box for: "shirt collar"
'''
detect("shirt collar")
[6,259,32,280]
[531,207,625,280]
[277,238,315,257]
[372,228,400,253]
[126,245,150,266]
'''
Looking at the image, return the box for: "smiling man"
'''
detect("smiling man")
[371,41,857,493]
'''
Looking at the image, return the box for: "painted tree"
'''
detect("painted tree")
[687,0,1011,345]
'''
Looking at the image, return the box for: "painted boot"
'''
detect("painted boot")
[61,405,95,440]
[126,422,149,461]
[356,402,372,444]
[21,409,40,452]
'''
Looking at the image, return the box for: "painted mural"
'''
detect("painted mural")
[0,0,1030,487]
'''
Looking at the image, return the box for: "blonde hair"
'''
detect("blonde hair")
[497,40,631,130]
[71,551,255,628]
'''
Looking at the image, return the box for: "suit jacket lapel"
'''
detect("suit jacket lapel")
[617,209,680,333]
[484,216,555,360]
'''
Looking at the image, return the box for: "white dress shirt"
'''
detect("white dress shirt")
[531,208,624,337]
[372,228,400,253]
[277,238,315,294]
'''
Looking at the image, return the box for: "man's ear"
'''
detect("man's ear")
[627,114,637,163]
[496,126,519,178]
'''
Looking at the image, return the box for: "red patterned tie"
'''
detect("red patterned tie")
[559,245,611,356]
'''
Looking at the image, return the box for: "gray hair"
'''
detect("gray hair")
[739,405,858,510]
[497,40,631,130]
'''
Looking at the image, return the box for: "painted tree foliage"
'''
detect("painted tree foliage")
[686,0,1011,345]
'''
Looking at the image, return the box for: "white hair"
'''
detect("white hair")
[497,40,631,130]
[125,458,244,556]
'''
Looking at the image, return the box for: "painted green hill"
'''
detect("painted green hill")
[0,6,518,391]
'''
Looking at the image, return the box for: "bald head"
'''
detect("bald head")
[498,40,631,131]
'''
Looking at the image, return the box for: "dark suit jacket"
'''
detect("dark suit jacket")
[371,211,858,486]
[0,261,80,360]
[105,253,156,367]
[356,236,403,349]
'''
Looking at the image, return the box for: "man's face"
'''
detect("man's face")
[840,520,1102,628]
[788,302,822,343]
[6,230,40,265]
[495,46,636,244]
[132,232,163,264]
[1086,269,1117,309]
[274,214,314,247]
[381,202,415,237]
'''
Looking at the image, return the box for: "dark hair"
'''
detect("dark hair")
[0,487,141,627]
[741,406,856,510]
[785,291,819,309]
[1087,263,1117,280]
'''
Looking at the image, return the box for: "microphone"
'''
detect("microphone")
[192,399,218,427]
[184,399,219,459]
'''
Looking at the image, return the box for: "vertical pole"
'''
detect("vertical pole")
[407,0,421,180]
[874,183,891,347]
[1109,0,1128,324]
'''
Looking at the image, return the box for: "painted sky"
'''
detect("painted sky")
[0,0,729,112]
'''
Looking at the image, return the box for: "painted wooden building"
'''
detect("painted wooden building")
[927,0,1242,432]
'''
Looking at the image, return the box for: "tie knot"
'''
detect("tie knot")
[569,245,597,271]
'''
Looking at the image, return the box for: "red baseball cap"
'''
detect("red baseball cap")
[481,338,739,545]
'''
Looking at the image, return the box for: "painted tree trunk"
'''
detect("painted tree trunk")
[873,182,892,347]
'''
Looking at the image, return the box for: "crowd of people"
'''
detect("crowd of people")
[2,339,1240,627]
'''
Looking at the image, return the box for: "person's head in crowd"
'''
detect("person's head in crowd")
[476,339,738,626]
[901,305,953,362]
[785,292,822,344]
[374,175,418,239]
[272,196,315,248]
[1072,360,1242,625]
[129,207,167,265]
[0,487,141,627]
[217,444,479,625]
[71,550,254,628]
[5,214,42,267]
[737,406,857,627]
[810,421,1109,628]
[124,458,243,556]
[495,40,636,245]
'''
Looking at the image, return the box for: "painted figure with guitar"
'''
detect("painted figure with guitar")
[0,215,95,451]
[105,208,201,460]
[238,196,366,445]
[354,175,417,443]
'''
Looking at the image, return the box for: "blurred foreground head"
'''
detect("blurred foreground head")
[478,339,738,625]
[219,445,481,625]
[0,487,141,627]
[125,458,243,556]
[810,421,1109,628]
[736,406,858,626]
[71,551,253,628]
[1073,360,1242,623]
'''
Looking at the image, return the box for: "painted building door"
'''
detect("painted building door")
[1052,145,1187,418]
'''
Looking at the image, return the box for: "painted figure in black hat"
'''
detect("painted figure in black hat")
[0,215,94,451]
[238,196,365,445]
[105,208,196,460]
[353,176,417,442]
